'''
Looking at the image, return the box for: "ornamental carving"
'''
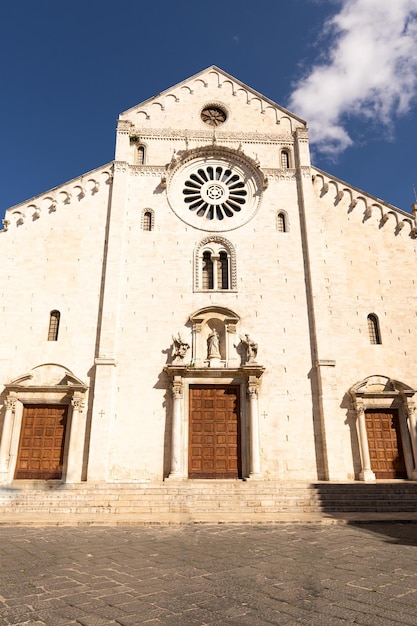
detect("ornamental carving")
[247,381,259,398]
[172,380,183,400]
[167,146,264,232]
[71,397,85,411]
[113,161,129,173]
[5,396,17,411]
[194,235,237,290]
[133,128,294,143]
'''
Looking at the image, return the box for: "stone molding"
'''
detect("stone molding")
[313,168,416,238]
[128,128,295,143]
[2,164,113,232]
[194,235,237,291]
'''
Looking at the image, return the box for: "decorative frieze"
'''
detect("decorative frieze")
[128,128,294,143]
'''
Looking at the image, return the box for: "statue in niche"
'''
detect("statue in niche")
[172,333,190,362]
[207,328,221,359]
[240,334,258,364]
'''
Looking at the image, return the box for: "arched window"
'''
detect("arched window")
[143,211,152,231]
[277,212,288,233]
[141,208,154,231]
[367,314,381,345]
[48,310,60,341]
[195,236,236,291]
[137,145,146,165]
[219,251,229,289]
[281,150,290,169]
[202,251,214,289]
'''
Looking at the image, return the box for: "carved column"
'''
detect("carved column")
[65,394,86,483]
[405,400,417,479]
[248,379,261,478]
[356,404,376,481]
[0,394,17,477]
[169,377,184,478]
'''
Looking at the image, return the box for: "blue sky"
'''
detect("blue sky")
[1,0,417,218]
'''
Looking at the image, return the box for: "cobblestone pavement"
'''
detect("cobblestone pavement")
[1,523,417,625]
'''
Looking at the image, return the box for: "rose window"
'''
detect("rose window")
[167,152,263,232]
[183,165,247,221]
[201,106,227,126]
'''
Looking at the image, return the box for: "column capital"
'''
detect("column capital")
[405,399,417,418]
[247,381,259,398]
[5,394,17,411]
[172,379,184,400]
[71,395,85,411]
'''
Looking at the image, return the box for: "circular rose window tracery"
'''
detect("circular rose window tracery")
[167,150,263,232]
[183,165,247,221]
[201,106,227,126]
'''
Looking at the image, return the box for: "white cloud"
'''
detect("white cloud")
[287,0,417,157]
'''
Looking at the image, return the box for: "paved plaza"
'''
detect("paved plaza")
[1,523,417,625]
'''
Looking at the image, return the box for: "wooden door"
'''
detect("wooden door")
[189,385,241,479]
[365,409,407,479]
[15,405,68,480]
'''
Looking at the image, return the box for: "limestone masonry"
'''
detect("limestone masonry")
[1,66,417,490]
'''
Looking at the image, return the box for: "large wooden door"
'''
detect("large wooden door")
[189,385,241,479]
[15,405,68,480]
[365,409,407,479]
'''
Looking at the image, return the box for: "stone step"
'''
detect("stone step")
[1,481,417,524]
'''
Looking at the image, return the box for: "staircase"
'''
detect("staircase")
[0,480,416,525]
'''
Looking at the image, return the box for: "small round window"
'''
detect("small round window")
[201,106,227,126]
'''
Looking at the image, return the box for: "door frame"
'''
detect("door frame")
[184,376,247,479]
[0,364,88,485]
[188,384,242,479]
[364,408,407,479]
[164,365,265,480]
[349,375,417,481]
[14,403,69,480]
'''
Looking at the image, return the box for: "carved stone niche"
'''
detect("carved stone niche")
[189,307,240,368]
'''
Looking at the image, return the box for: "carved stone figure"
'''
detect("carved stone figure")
[207,328,220,359]
[240,333,258,364]
[172,333,190,362]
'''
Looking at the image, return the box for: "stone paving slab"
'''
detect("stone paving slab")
[1,523,417,625]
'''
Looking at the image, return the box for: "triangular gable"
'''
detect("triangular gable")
[118,66,306,135]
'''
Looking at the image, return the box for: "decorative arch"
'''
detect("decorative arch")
[194,235,237,291]
[348,375,417,481]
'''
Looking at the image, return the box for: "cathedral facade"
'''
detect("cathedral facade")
[1,66,417,489]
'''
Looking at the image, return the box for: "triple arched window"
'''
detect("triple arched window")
[195,237,236,291]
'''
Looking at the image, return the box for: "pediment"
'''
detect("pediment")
[6,363,87,391]
[350,375,416,397]
[119,66,306,136]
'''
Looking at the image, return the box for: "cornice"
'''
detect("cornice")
[312,167,417,237]
[129,128,294,144]
[2,163,114,232]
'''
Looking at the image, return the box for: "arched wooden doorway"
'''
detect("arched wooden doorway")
[349,376,417,481]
